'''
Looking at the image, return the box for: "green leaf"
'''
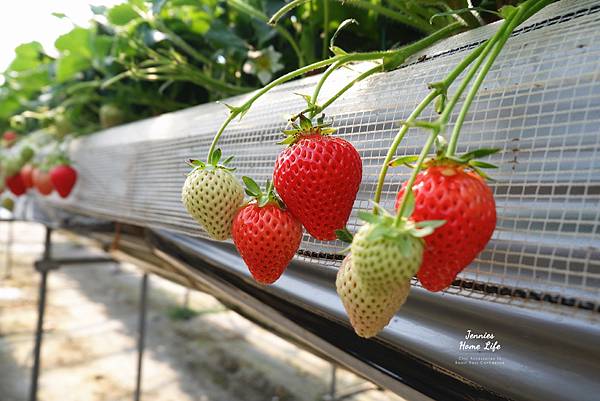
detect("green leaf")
[460,148,500,161]
[51,12,67,19]
[415,220,445,229]
[242,176,261,196]
[277,135,297,146]
[335,228,354,244]
[55,54,91,82]
[469,160,498,169]
[389,155,418,167]
[330,46,348,57]
[298,114,312,131]
[222,155,234,165]
[358,211,380,225]
[55,27,92,58]
[107,3,140,26]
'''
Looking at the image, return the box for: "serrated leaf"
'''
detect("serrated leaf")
[389,155,419,167]
[335,228,354,244]
[242,176,261,196]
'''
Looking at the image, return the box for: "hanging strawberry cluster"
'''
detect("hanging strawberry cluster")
[181,0,554,338]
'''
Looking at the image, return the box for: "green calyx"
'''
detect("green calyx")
[187,148,235,173]
[359,200,444,245]
[389,146,500,180]
[278,113,336,146]
[242,176,284,209]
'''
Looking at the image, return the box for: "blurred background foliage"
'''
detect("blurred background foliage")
[0,0,509,139]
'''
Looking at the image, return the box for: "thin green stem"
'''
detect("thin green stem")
[313,64,381,115]
[394,129,438,224]
[206,21,462,161]
[269,0,310,25]
[373,90,438,205]
[310,60,344,115]
[322,0,330,60]
[445,0,553,156]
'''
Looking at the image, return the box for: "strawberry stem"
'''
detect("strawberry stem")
[445,0,554,157]
[393,0,554,220]
[206,22,463,162]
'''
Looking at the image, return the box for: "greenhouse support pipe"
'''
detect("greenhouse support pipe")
[134,273,149,401]
[4,219,13,279]
[29,227,52,401]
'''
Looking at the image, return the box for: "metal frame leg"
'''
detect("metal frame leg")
[29,227,53,401]
[4,219,13,279]
[134,273,149,401]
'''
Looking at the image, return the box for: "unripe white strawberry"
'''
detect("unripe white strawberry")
[181,150,244,241]
[336,255,410,338]
[351,222,424,292]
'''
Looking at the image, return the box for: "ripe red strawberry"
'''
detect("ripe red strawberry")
[273,115,362,241]
[50,164,78,198]
[21,164,34,189]
[6,174,26,196]
[232,177,302,284]
[33,168,53,196]
[396,163,496,291]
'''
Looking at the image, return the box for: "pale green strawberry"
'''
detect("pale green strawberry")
[181,150,244,241]
[349,197,444,294]
[336,254,410,338]
[351,222,424,292]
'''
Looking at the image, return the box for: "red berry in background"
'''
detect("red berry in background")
[3,131,17,142]
[50,164,77,198]
[232,177,302,285]
[32,168,53,196]
[6,174,26,196]
[273,116,362,241]
[396,163,496,292]
[20,164,34,189]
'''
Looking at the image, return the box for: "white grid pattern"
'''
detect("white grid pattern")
[44,0,600,313]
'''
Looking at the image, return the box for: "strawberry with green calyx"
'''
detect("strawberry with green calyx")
[181,149,244,241]
[336,254,410,338]
[232,177,302,285]
[273,114,362,241]
[351,201,444,293]
[395,149,498,292]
